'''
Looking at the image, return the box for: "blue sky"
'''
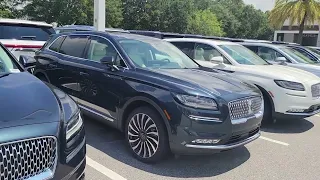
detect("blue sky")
[243,0,276,11]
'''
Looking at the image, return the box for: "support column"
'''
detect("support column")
[94,0,105,32]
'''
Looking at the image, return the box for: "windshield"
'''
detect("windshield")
[219,45,268,65]
[0,45,21,73]
[306,47,320,58]
[0,24,55,41]
[280,47,316,64]
[117,37,199,69]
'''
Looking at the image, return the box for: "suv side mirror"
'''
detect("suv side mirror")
[275,57,287,64]
[210,56,224,64]
[19,55,36,68]
[100,56,119,71]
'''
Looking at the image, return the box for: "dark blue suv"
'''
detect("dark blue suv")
[33,31,263,163]
[0,43,85,179]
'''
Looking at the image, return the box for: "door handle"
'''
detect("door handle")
[79,72,89,76]
[48,64,57,68]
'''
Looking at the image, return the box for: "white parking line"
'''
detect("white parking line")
[86,156,127,180]
[314,114,320,117]
[259,136,289,146]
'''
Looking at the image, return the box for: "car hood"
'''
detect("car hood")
[0,72,61,127]
[287,63,320,78]
[146,68,260,100]
[235,64,320,84]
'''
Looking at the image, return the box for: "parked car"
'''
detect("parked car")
[308,46,320,53]
[166,38,320,123]
[306,46,320,56]
[0,18,55,59]
[240,42,320,77]
[0,42,85,179]
[284,44,320,63]
[55,25,129,34]
[32,31,263,163]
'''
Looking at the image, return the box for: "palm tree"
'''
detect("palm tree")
[269,0,320,44]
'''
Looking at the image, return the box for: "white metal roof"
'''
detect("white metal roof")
[166,38,237,45]
[0,18,52,27]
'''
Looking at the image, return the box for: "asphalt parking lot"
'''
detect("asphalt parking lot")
[83,114,320,180]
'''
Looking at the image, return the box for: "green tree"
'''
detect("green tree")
[269,0,320,44]
[186,9,224,36]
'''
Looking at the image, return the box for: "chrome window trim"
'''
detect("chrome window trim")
[0,136,58,180]
[45,34,129,69]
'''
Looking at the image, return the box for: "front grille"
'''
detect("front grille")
[228,96,262,120]
[227,127,260,144]
[0,137,57,180]
[311,83,320,97]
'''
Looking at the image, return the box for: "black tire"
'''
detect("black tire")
[261,92,273,125]
[125,106,169,163]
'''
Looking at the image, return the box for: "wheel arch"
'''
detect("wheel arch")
[254,84,275,115]
[119,96,172,140]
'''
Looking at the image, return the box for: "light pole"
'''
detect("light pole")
[94,0,105,31]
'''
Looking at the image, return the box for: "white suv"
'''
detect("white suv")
[166,38,320,123]
[0,18,55,59]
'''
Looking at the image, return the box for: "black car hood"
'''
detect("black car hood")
[0,72,61,127]
[148,68,259,99]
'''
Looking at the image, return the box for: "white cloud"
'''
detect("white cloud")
[243,0,276,11]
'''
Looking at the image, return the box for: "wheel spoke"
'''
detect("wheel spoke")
[137,141,143,155]
[147,131,158,136]
[147,139,157,153]
[147,136,159,146]
[145,140,152,157]
[144,117,151,131]
[141,114,146,130]
[129,123,139,134]
[129,137,139,143]
[143,142,147,158]
[128,131,138,137]
[145,123,156,132]
[132,140,141,150]
[132,116,140,131]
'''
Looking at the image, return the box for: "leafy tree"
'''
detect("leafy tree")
[269,0,320,44]
[186,9,224,36]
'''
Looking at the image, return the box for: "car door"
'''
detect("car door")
[75,35,128,125]
[55,35,90,99]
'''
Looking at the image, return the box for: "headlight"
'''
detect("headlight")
[174,94,218,110]
[66,112,83,140]
[274,80,305,91]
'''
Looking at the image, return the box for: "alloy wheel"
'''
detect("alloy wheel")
[127,113,159,158]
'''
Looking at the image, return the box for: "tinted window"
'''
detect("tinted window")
[170,42,195,58]
[49,36,65,52]
[291,47,315,61]
[195,43,231,64]
[245,46,258,53]
[0,24,55,41]
[86,36,125,67]
[59,36,89,58]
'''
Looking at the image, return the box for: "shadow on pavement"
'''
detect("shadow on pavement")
[84,116,251,178]
[261,118,314,134]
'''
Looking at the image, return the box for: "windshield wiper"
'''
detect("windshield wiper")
[0,73,11,78]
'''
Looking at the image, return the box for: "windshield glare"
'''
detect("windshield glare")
[117,38,199,69]
[0,45,21,73]
[219,45,268,65]
[280,48,316,64]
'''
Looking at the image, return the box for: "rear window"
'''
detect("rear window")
[0,23,55,41]
[59,36,88,58]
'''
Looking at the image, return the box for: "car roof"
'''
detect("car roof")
[166,38,238,45]
[0,18,52,27]
[55,25,129,32]
[57,31,162,41]
[239,42,288,48]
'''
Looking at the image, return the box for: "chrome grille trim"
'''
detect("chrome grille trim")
[228,96,263,122]
[311,83,320,97]
[0,136,58,180]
